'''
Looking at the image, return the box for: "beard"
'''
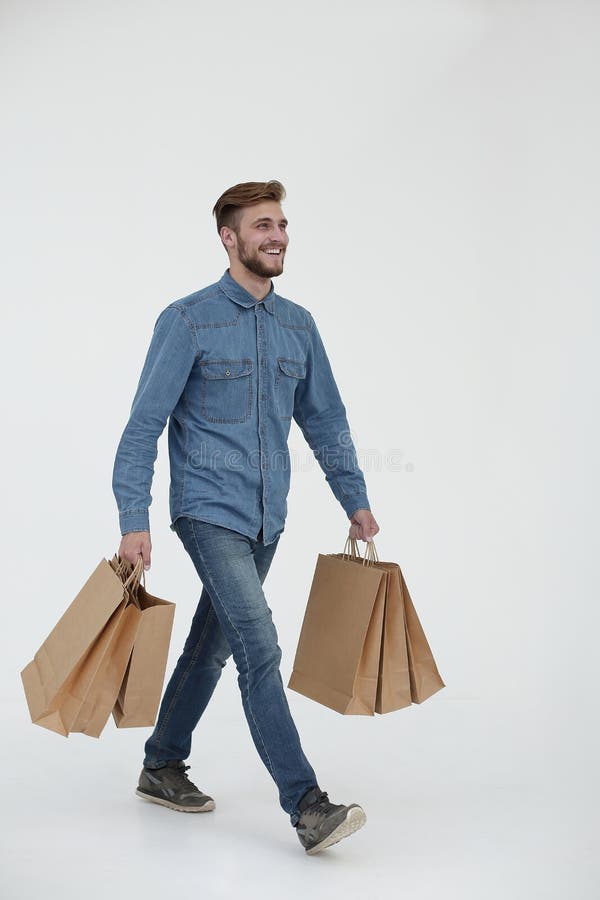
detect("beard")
[236,234,285,279]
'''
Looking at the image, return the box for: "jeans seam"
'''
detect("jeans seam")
[187,519,295,807]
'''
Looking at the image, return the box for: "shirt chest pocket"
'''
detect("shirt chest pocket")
[275,357,306,420]
[200,359,253,423]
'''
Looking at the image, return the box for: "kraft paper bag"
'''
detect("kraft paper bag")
[69,558,145,738]
[109,555,176,728]
[289,537,445,715]
[337,540,444,707]
[20,558,141,737]
[372,562,413,712]
[288,538,388,715]
[399,568,445,703]
[328,542,412,713]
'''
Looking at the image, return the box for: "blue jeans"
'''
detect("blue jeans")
[143,517,318,826]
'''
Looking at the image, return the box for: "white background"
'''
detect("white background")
[2,1,598,898]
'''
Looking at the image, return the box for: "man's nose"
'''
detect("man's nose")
[272,226,288,243]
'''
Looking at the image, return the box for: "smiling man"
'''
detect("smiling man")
[229,202,289,276]
[112,179,379,855]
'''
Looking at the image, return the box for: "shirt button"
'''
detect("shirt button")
[225,369,231,376]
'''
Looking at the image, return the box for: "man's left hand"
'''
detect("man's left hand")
[349,508,380,542]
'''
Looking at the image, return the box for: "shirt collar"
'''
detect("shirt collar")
[218,269,276,315]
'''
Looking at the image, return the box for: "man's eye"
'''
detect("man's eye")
[258,223,268,228]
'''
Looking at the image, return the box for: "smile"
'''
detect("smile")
[262,249,283,255]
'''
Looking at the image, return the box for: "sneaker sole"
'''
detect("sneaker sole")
[305,805,367,855]
[135,788,215,813]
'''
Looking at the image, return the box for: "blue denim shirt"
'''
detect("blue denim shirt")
[112,269,371,546]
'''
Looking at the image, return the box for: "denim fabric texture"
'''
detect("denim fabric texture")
[143,517,318,826]
[112,269,370,545]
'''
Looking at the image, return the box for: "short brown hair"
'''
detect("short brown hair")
[212,180,286,234]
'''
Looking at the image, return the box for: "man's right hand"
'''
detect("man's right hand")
[118,530,152,570]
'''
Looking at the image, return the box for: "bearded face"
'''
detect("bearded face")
[227,201,289,279]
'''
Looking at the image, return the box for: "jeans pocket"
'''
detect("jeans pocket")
[275,357,306,419]
[200,358,253,423]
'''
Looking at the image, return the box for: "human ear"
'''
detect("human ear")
[220,226,235,248]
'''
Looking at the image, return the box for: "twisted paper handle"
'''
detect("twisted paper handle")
[113,554,146,593]
[342,536,362,559]
[362,538,379,566]
[342,536,379,566]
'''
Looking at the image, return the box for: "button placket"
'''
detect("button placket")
[255,304,269,536]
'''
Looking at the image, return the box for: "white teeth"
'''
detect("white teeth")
[263,249,281,254]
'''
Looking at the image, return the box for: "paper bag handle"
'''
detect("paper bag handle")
[118,555,146,592]
[362,539,379,566]
[342,536,362,559]
[342,536,379,566]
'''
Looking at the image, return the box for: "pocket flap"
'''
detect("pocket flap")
[201,359,253,380]
[277,357,306,379]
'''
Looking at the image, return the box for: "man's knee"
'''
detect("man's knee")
[234,630,282,680]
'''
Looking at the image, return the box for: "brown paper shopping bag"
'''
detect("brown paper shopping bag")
[336,539,445,707]
[20,557,142,737]
[358,540,445,708]
[288,538,388,715]
[69,558,145,738]
[289,537,445,715]
[336,538,412,713]
[373,561,413,713]
[109,555,176,728]
[329,540,413,714]
[400,568,445,703]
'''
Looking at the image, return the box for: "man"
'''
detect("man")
[112,180,380,854]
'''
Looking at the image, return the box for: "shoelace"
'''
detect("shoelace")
[169,764,197,788]
[304,790,331,817]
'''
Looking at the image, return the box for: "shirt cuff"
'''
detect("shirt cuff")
[119,509,150,535]
[341,494,371,519]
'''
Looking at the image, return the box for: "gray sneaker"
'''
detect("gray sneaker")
[294,786,366,855]
[135,760,215,813]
